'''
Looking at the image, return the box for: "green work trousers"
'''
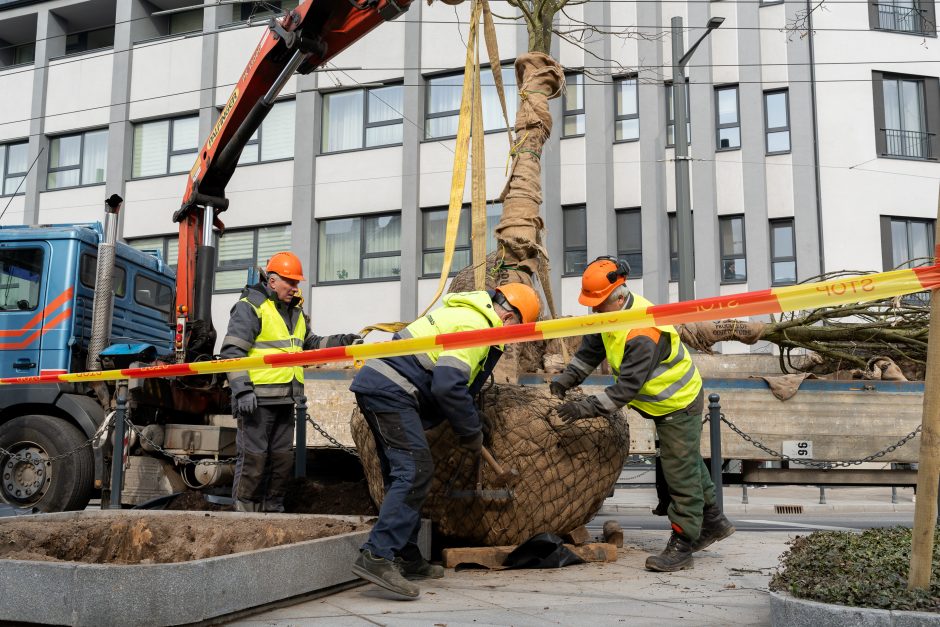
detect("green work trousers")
[653,407,715,541]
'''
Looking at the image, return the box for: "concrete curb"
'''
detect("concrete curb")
[0,510,429,626]
[600,503,914,516]
[770,591,940,626]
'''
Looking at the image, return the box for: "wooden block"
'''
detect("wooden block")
[602,520,624,548]
[564,525,592,546]
[442,542,617,570]
[442,546,514,569]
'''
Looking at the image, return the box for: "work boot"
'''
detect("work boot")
[352,549,420,599]
[395,555,445,580]
[692,504,736,552]
[645,532,693,572]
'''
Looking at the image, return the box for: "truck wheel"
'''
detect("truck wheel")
[0,415,94,512]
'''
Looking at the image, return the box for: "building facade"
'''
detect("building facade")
[0,0,937,344]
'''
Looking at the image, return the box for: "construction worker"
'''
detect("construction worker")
[349,284,540,599]
[220,252,361,513]
[550,257,734,572]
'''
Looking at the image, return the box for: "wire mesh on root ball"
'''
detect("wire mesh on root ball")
[351,384,630,546]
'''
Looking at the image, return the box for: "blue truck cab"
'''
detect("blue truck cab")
[0,223,175,378]
[0,223,177,512]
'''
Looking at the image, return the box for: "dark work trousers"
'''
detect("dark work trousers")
[355,391,433,562]
[232,403,295,513]
[654,407,716,541]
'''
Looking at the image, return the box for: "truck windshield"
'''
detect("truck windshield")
[0,248,43,311]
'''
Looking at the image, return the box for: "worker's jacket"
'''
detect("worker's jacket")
[220,282,348,404]
[349,291,504,438]
[555,292,702,418]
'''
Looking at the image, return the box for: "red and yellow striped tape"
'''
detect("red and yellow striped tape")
[3,264,939,385]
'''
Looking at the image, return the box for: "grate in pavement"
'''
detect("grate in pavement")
[774,505,804,515]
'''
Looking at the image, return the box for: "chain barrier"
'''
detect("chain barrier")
[713,413,923,470]
[125,419,237,467]
[306,417,360,458]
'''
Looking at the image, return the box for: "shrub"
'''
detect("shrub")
[770,526,940,612]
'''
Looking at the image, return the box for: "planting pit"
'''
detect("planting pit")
[0,511,428,626]
[0,514,366,564]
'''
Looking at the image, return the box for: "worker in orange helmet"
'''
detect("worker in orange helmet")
[220,251,361,513]
[348,283,540,599]
[550,256,734,572]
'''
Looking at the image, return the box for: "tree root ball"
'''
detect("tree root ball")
[351,385,630,546]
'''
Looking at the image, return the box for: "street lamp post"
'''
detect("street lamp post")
[671,15,724,302]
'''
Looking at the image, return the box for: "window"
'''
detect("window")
[238,99,295,164]
[871,0,934,34]
[47,129,108,190]
[425,66,518,139]
[715,86,741,150]
[881,216,935,269]
[132,116,199,178]
[421,204,502,276]
[0,248,43,311]
[216,224,292,291]
[134,275,173,314]
[0,142,28,196]
[615,209,643,276]
[615,76,639,142]
[13,43,35,65]
[321,85,403,153]
[764,89,791,154]
[875,73,937,160]
[563,206,587,276]
[169,9,203,35]
[318,214,401,283]
[64,26,115,55]
[563,73,585,137]
[719,215,747,283]
[79,254,127,297]
[127,236,179,269]
[666,82,691,147]
[240,0,299,21]
[770,219,796,285]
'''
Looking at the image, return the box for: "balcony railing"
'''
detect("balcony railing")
[883,128,934,159]
[875,3,931,33]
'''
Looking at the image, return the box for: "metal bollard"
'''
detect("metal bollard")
[295,396,308,478]
[108,382,128,509]
[742,483,749,505]
[819,486,827,505]
[708,393,724,512]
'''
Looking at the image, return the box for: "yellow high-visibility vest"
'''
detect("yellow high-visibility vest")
[243,297,306,393]
[602,293,701,416]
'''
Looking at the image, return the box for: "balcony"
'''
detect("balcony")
[875,3,931,34]
[882,128,935,159]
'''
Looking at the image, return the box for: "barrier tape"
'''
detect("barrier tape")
[2,264,939,386]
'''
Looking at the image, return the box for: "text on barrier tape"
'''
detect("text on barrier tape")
[2,264,939,385]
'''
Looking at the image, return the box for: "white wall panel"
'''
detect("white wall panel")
[123,175,186,237]
[418,135,513,208]
[45,52,112,134]
[612,140,641,208]
[38,185,108,224]
[559,137,586,206]
[129,37,202,120]
[316,146,402,217]
[309,281,400,335]
[224,161,294,227]
[0,67,33,142]
[765,156,794,219]
[420,2,518,72]
[216,26,296,106]
[0,196,26,226]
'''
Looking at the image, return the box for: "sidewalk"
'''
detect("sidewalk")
[231,529,790,627]
[601,484,916,516]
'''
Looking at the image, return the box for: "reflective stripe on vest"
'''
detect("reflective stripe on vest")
[602,293,701,416]
[243,297,306,388]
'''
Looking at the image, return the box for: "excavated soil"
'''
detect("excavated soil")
[162,479,377,515]
[0,514,367,564]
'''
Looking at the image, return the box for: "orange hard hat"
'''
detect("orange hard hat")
[578,256,630,307]
[494,283,541,324]
[266,251,305,281]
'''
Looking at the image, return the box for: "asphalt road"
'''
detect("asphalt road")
[587,511,916,534]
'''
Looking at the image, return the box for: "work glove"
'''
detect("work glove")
[341,333,363,346]
[234,391,258,418]
[549,380,569,400]
[556,398,597,423]
[457,431,484,454]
